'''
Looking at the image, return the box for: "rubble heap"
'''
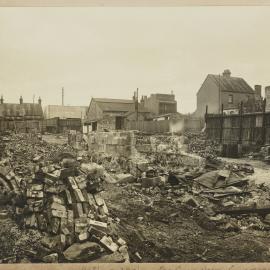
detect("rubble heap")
[184,131,220,159]
[0,134,129,263]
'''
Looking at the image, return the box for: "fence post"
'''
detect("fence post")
[220,104,224,143]
[239,101,243,144]
[262,98,266,145]
[205,105,208,121]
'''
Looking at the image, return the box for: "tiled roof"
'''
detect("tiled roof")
[0,103,43,119]
[209,74,254,94]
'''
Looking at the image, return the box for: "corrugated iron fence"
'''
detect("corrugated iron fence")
[125,120,170,133]
[125,118,204,134]
[0,119,42,133]
[206,111,270,146]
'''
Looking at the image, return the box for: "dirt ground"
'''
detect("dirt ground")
[220,157,270,185]
[102,183,270,263]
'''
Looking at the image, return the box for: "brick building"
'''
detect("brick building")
[84,98,150,131]
[140,93,177,116]
[195,70,260,117]
[0,96,44,133]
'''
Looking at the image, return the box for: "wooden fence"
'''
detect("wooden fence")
[125,117,204,134]
[125,120,170,134]
[0,119,42,133]
[206,111,270,146]
[44,117,82,133]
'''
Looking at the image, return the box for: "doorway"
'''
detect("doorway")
[115,116,124,130]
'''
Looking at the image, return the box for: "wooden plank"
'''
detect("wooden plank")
[217,205,270,216]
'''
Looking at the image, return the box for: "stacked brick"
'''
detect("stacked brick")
[10,163,128,262]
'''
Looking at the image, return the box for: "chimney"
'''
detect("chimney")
[254,85,262,97]
[265,86,270,98]
[265,86,270,111]
[19,96,23,104]
[222,69,231,78]
[38,96,42,105]
[0,95,3,104]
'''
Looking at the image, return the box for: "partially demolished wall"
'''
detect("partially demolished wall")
[87,131,136,157]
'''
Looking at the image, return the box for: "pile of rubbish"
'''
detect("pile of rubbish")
[246,145,270,163]
[184,131,220,159]
[116,158,270,233]
[0,134,129,263]
[90,131,270,234]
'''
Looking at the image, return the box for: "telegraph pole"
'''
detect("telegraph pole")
[62,87,64,106]
[136,88,139,121]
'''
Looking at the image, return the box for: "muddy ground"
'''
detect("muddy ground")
[102,183,270,263]
[1,134,270,263]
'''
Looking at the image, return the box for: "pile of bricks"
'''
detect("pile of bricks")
[0,134,128,262]
[11,163,129,261]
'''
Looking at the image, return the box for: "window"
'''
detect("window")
[228,94,233,104]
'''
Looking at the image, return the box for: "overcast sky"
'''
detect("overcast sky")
[0,7,270,113]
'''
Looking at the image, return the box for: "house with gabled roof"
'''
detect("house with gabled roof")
[195,69,261,117]
[0,96,44,133]
[84,97,151,131]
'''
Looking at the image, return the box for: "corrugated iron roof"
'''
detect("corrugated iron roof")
[94,98,149,113]
[94,98,134,104]
[44,105,88,119]
[209,74,254,94]
[0,103,43,118]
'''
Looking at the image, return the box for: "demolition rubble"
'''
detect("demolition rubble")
[0,134,129,263]
[1,131,270,262]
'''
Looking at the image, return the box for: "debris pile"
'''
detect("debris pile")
[0,134,129,263]
[2,131,270,263]
[184,131,220,159]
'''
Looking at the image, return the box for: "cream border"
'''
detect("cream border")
[0,1,270,269]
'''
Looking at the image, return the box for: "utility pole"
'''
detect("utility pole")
[136,88,139,121]
[62,87,64,106]
[218,74,221,113]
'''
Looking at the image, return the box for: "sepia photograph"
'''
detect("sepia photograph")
[0,1,270,268]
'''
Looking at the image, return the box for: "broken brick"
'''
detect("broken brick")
[100,236,119,253]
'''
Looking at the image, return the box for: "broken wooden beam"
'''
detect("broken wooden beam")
[216,205,270,216]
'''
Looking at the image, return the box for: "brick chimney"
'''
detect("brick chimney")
[0,95,3,104]
[254,85,262,97]
[19,96,23,104]
[222,69,231,78]
[265,86,270,97]
[38,96,42,105]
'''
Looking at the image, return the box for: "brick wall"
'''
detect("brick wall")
[87,131,136,157]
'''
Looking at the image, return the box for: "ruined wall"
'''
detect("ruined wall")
[87,131,136,157]
[97,116,116,131]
